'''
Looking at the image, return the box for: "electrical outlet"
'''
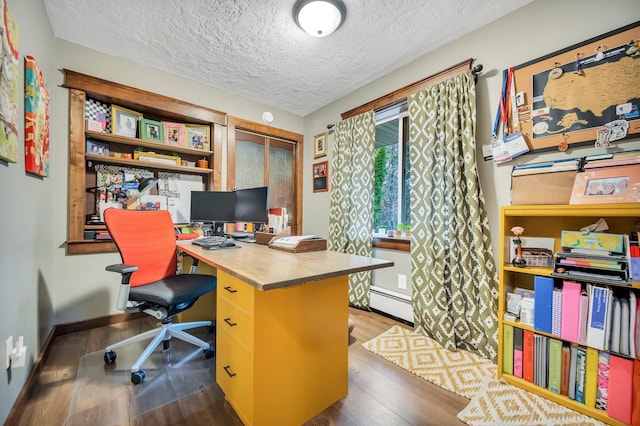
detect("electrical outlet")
[398,274,407,290]
[6,336,12,369]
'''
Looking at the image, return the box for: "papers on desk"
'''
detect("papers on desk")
[269,235,327,253]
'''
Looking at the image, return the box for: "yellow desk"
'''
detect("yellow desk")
[177,240,393,426]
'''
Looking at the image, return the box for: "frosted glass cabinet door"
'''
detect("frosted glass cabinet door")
[269,141,294,226]
[235,132,265,189]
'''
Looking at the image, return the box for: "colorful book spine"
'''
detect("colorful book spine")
[607,355,633,424]
[548,338,562,394]
[523,330,534,383]
[575,347,587,404]
[596,351,610,411]
[584,347,598,408]
[513,327,523,378]
[560,343,571,396]
[503,324,514,375]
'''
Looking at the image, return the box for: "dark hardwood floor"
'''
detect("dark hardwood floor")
[14,308,469,426]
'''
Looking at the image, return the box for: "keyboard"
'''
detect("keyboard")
[191,236,235,249]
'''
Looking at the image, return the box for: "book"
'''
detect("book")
[568,344,578,400]
[586,286,610,350]
[575,346,587,404]
[502,324,514,375]
[560,343,571,396]
[596,351,610,410]
[548,338,562,394]
[584,347,598,408]
[552,287,563,337]
[534,276,554,333]
[523,330,535,383]
[513,327,523,378]
[561,281,582,343]
[607,355,633,424]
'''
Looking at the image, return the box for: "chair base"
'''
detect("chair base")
[105,320,213,374]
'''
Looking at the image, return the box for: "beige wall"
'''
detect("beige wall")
[302,0,640,296]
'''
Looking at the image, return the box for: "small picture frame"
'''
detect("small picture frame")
[313,132,327,158]
[111,105,142,138]
[86,139,109,156]
[163,122,186,147]
[185,124,211,150]
[139,118,164,143]
[570,164,640,204]
[313,160,328,192]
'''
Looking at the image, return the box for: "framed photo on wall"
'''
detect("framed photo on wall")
[313,160,328,192]
[313,132,327,158]
[111,105,142,138]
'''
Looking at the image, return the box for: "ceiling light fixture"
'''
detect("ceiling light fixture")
[293,0,346,38]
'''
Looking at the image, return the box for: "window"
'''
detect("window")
[373,100,410,232]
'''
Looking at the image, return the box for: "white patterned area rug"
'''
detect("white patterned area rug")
[362,325,604,426]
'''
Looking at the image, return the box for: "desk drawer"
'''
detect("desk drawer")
[218,271,254,313]
[217,328,253,424]
[217,298,253,352]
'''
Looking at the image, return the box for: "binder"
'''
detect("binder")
[534,276,554,333]
[503,324,514,375]
[548,338,562,394]
[513,327,523,378]
[552,287,563,337]
[596,351,610,410]
[586,286,610,350]
[523,330,535,383]
[584,347,598,408]
[607,355,633,424]
[578,288,589,345]
[560,343,571,396]
[561,281,582,343]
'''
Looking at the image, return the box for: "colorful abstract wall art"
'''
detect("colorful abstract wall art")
[0,0,18,163]
[25,56,50,176]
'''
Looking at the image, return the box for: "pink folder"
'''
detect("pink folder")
[561,281,582,343]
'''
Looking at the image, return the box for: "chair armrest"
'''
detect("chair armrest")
[106,263,139,274]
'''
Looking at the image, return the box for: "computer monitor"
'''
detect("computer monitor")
[234,186,269,224]
[189,191,236,223]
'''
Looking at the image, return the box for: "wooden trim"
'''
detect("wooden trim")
[62,69,227,125]
[226,116,304,235]
[341,58,473,120]
[372,236,410,252]
[4,312,145,426]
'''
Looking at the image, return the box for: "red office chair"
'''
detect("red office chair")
[103,208,217,384]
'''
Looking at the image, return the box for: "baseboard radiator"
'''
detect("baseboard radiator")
[370,286,413,324]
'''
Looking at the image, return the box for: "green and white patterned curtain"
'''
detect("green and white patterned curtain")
[408,70,498,361]
[328,111,376,309]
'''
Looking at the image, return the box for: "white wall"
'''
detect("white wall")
[302,0,640,297]
[0,0,55,421]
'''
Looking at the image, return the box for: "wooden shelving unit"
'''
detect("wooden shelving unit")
[498,204,640,426]
[62,70,226,255]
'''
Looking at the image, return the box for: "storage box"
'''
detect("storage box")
[511,170,576,205]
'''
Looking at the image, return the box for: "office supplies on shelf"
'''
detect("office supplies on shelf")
[268,235,327,253]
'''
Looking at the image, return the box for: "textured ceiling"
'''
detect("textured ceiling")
[44,0,533,117]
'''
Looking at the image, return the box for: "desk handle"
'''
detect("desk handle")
[224,286,238,293]
[224,317,237,327]
[223,365,237,378]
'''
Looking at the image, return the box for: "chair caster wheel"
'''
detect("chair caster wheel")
[131,370,146,385]
[204,346,215,359]
[104,350,116,364]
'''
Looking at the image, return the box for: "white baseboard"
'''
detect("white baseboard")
[370,286,413,323]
